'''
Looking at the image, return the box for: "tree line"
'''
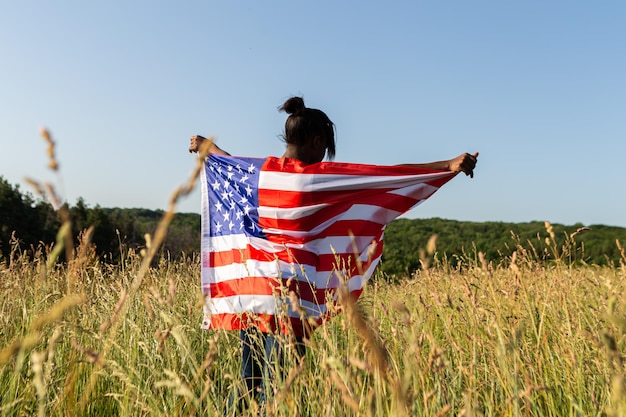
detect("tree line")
[0,176,199,262]
[2,176,625,276]
[380,218,626,277]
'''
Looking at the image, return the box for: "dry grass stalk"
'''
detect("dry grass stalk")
[478,251,488,271]
[268,358,306,415]
[67,226,95,294]
[30,350,46,417]
[143,292,155,320]
[78,137,215,411]
[328,366,360,413]
[419,234,438,270]
[70,338,102,365]
[616,239,626,275]
[40,127,59,171]
[0,333,40,366]
[99,289,127,333]
[31,294,85,332]
[426,234,438,255]
[570,226,591,239]
[337,282,390,378]
[198,335,220,400]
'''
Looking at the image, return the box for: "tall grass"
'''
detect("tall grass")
[1,131,625,416]
[2,227,626,416]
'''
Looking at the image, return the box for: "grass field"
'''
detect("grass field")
[1,225,625,416]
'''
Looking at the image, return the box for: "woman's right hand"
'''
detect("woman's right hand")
[189,135,231,156]
[189,135,207,153]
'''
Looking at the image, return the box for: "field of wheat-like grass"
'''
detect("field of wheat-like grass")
[1,230,625,416]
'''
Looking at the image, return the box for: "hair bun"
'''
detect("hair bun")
[279,96,306,115]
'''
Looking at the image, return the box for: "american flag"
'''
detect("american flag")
[200,154,456,337]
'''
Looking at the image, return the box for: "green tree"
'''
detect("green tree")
[0,176,49,256]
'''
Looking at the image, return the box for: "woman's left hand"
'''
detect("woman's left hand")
[449,152,479,177]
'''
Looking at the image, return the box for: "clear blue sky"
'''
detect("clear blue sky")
[1,2,625,227]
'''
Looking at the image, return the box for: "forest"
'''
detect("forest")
[2,175,625,277]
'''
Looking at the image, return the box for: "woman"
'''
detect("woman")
[189,96,478,408]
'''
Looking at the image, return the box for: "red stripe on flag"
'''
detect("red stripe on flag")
[209,277,335,305]
[209,314,319,336]
[258,187,416,209]
[258,192,419,231]
[263,219,385,245]
[207,238,384,279]
[261,157,451,177]
[208,245,320,268]
[208,295,362,338]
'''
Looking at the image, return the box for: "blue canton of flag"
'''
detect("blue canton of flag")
[204,155,266,239]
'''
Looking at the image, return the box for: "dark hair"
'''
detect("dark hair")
[279,97,336,160]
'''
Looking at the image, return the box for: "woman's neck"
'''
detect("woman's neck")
[281,144,299,160]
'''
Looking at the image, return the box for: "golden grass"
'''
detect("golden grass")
[3,222,626,416]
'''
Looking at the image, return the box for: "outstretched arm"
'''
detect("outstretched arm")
[188,135,231,156]
[398,152,479,178]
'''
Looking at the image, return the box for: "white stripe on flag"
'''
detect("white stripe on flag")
[204,261,378,318]
[206,294,329,317]
[259,170,451,192]
[204,257,376,290]
[205,234,382,257]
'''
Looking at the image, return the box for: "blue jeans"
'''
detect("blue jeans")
[238,328,306,405]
